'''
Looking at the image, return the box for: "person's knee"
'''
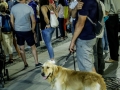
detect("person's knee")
[19,47,24,54]
[31,45,36,51]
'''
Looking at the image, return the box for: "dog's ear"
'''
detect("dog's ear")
[52,65,60,76]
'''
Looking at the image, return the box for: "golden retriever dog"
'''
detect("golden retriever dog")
[41,61,107,90]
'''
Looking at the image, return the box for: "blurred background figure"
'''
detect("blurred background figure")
[40,0,57,63]
[0,4,14,63]
[56,0,65,41]
[104,0,120,63]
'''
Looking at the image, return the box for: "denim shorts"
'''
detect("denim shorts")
[15,31,35,46]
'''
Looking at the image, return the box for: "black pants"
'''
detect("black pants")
[58,18,65,37]
[94,38,105,75]
[35,23,42,47]
[105,14,119,61]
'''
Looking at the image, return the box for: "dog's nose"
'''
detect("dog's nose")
[41,72,45,76]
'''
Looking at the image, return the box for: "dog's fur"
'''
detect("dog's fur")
[41,61,107,90]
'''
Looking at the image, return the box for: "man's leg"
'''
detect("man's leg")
[97,38,105,74]
[25,31,42,66]
[76,38,96,72]
[31,44,38,64]
[93,39,98,72]
[13,37,21,58]
[19,45,28,66]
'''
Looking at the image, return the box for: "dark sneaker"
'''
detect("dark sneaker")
[35,62,43,67]
[22,64,28,70]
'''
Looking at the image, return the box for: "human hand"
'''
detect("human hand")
[69,41,75,53]
[76,1,84,10]
[66,20,71,25]
[45,24,50,29]
[51,3,56,10]
[34,33,37,43]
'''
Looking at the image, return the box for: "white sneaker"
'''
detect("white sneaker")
[103,52,105,55]
[48,60,56,64]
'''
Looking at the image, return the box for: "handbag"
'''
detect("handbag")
[47,6,59,28]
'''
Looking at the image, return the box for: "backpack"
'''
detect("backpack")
[87,0,104,36]
[0,14,11,33]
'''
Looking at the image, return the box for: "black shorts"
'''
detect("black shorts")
[15,31,35,46]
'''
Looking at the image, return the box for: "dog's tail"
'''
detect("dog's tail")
[98,76,107,90]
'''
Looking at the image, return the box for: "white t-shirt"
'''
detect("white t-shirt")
[58,4,64,18]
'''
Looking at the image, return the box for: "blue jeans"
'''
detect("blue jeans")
[42,27,55,59]
[102,26,109,51]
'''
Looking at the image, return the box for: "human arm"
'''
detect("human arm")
[41,5,50,28]
[72,2,84,18]
[51,3,58,17]
[10,14,15,30]
[104,0,110,15]
[66,1,84,24]
[69,14,87,52]
[56,4,60,13]
[30,14,36,33]
[36,5,40,17]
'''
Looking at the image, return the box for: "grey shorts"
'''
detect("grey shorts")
[76,38,96,72]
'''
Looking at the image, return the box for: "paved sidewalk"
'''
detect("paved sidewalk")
[1,37,120,90]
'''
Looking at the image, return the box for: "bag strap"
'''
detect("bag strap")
[46,6,51,11]
[87,0,102,26]
[87,17,96,25]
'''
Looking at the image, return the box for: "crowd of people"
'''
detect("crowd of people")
[0,0,120,75]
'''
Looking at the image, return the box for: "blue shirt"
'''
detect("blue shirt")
[75,0,97,40]
[28,1,37,22]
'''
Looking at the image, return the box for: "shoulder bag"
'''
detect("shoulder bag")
[47,6,59,28]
